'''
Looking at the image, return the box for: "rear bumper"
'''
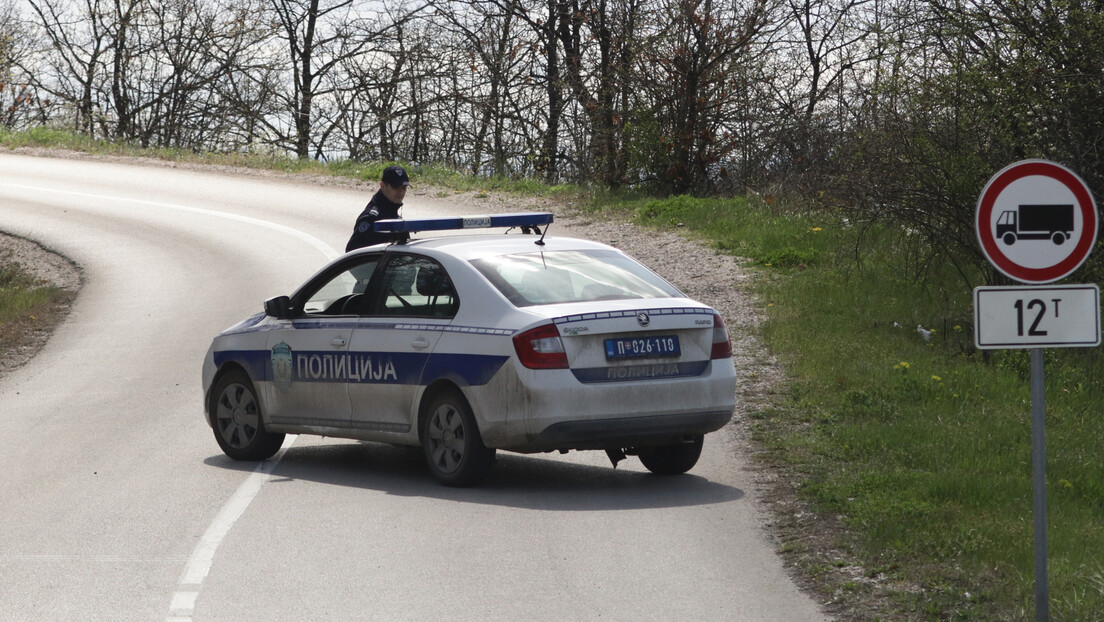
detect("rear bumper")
[502,409,733,453]
[464,353,737,450]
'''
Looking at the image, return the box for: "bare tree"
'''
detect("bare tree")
[432,0,539,176]
[25,0,113,134]
[0,0,39,128]
[266,0,420,158]
[331,12,423,161]
[553,0,643,186]
[640,0,770,194]
[141,0,274,149]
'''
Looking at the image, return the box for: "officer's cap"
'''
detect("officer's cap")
[382,165,411,187]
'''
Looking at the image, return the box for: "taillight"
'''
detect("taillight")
[711,313,733,359]
[513,323,568,369]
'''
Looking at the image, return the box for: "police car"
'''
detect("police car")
[202,213,737,486]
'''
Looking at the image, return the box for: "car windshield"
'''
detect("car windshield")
[470,250,682,307]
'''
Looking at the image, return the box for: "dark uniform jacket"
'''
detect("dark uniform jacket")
[346,190,403,252]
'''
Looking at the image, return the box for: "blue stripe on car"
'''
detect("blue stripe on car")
[571,360,709,383]
[213,349,508,387]
[213,349,270,381]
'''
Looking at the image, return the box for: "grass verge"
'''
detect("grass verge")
[0,252,73,371]
[0,126,580,197]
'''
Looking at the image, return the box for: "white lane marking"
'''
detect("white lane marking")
[0,181,336,618]
[0,181,341,260]
[169,591,198,614]
[168,439,296,621]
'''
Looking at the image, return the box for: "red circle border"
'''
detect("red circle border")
[975,160,1098,283]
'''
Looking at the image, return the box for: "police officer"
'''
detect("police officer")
[346,165,411,251]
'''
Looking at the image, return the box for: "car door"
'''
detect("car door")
[347,253,457,434]
[262,254,381,431]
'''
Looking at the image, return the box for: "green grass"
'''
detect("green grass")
[634,195,1104,620]
[0,257,55,319]
[0,251,67,356]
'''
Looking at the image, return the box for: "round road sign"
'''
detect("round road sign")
[976,160,1098,284]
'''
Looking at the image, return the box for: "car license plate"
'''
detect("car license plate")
[605,335,680,360]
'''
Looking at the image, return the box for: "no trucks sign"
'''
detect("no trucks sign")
[975,160,1098,284]
[973,160,1100,622]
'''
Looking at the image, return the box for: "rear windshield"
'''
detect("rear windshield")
[470,250,682,307]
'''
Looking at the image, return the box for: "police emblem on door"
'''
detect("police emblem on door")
[271,341,293,391]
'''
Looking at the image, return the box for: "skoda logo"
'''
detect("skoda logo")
[636,312,650,327]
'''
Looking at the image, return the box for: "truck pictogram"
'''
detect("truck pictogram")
[996,204,1074,246]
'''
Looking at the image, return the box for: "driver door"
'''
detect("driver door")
[262,254,380,431]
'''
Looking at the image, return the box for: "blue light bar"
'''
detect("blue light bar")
[374,212,554,233]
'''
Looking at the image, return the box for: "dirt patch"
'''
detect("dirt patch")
[0,232,82,378]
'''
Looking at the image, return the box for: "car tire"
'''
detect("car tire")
[422,389,495,487]
[638,435,704,475]
[210,370,285,461]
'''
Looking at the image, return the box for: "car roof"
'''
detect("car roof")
[383,234,620,262]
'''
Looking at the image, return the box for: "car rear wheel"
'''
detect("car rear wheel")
[422,389,494,487]
[638,435,704,475]
[210,370,285,461]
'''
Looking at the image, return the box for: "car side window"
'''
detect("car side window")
[301,256,380,316]
[371,254,458,318]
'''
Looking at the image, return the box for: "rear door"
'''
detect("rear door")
[347,253,457,434]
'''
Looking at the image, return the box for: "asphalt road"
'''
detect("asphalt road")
[0,153,828,621]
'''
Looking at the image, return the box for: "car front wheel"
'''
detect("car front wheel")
[422,389,495,487]
[638,435,704,475]
[210,370,285,461]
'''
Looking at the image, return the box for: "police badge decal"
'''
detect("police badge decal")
[271,341,293,391]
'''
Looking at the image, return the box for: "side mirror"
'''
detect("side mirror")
[264,295,292,319]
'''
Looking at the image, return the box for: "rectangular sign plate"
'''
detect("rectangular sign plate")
[462,216,493,228]
[974,284,1101,349]
[605,335,681,360]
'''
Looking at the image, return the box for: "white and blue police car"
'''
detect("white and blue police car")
[202,213,737,486]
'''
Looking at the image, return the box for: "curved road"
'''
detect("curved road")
[0,153,827,621]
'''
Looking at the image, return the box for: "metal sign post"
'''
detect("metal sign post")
[1030,348,1048,622]
[974,160,1100,622]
